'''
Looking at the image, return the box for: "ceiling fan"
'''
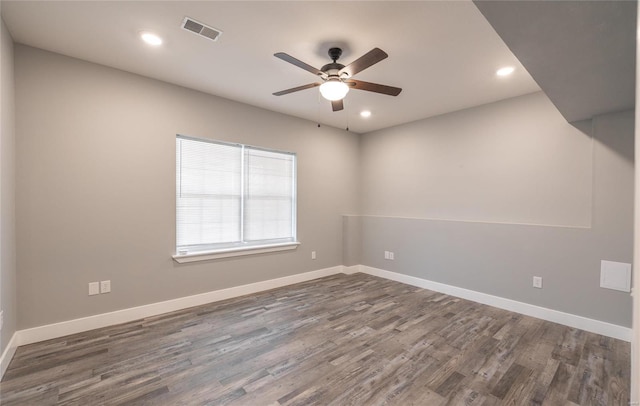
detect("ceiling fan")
[272,47,402,112]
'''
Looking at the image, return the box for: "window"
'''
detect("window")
[175,135,298,261]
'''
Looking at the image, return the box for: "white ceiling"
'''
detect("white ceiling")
[1,1,540,134]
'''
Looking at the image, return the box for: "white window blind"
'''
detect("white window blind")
[176,135,296,254]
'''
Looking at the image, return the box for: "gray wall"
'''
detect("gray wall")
[15,45,359,329]
[360,92,593,227]
[633,2,640,399]
[10,45,634,332]
[358,93,633,327]
[342,215,361,267]
[1,16,16,354]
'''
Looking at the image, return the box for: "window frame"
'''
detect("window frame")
[173,135,299,263]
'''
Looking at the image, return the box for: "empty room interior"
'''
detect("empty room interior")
[0,1,639,405]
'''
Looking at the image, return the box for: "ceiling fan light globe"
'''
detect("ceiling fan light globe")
[319,81,349,101]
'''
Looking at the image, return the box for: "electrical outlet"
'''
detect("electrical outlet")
[384,251,390,259]
[533,276,543,289]
[89,282,100,296]
[100,280,111,294]
[389,252,395,260]
[311,251,316,260]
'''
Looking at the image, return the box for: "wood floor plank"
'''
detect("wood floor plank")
[0,273,630,405]
[529,357,560,404]
[542,361,577,405]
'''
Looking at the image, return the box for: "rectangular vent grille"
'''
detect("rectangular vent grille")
[181,17,222,42]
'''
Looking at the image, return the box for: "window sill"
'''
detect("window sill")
[172,241,301,263]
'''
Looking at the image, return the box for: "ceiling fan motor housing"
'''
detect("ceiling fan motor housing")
[321,65,346,79]
[323,48,348,79]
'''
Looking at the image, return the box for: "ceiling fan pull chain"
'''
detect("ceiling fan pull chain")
[345,101,350,131]
[317,90,322,128]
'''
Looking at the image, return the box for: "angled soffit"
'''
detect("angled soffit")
[474,0,636,123]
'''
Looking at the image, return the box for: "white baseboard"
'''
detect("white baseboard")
[0,332,18,379]
[359,265,632,342]
[342,265,361,275]
[15,266,344,348]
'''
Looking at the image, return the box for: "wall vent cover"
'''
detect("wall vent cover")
[181,17,222,42]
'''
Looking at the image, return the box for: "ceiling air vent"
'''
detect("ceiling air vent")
[181,17,222,42]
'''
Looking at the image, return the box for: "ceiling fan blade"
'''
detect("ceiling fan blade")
[345,79,402,96]
[273,82,320,96]
[274,52,325,77]
[340,48,388,77]
[331,99,344,112]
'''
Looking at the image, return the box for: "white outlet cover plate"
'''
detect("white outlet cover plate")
[600,260,632,292]
[533,276,543,288]
[89,282,100,296]
[100,280,111,293]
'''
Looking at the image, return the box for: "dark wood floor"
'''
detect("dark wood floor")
[0,273,630,405]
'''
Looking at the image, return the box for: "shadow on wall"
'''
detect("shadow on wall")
[572,114,634,164]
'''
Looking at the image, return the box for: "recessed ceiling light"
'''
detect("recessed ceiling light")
[360,110,372,118]
[140,31,163,46]
[496,66,515,77]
